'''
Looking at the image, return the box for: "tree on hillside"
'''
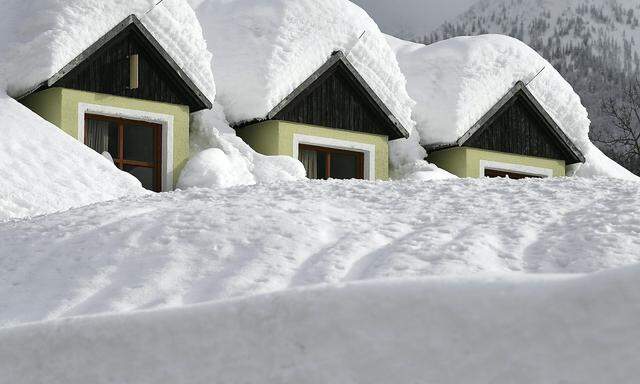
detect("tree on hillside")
[594,78,640,175]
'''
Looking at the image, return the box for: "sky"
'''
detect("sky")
[350,0,477,38]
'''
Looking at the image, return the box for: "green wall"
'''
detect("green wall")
[21,87,190,188]
[427,148,470,178]
[428,147,566,178]
[235,121,281,156]
[21,88,64,128]
[237,120,390,180]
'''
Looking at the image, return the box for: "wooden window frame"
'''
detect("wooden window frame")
[85,114,162,192]
[299,144,365,180]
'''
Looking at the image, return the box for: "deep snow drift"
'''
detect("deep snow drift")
[192,0,429,170]
[0,96,144,221]
[177,107,306,189]
[387,34,638,180]
[2,265,640,383]
[2,177,639,327]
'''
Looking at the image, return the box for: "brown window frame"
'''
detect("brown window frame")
[299,144,365,180]
[85,114,163,192]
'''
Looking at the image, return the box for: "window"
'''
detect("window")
[484,168,544,179]
[85,114,162,192]
[299,145,364,180]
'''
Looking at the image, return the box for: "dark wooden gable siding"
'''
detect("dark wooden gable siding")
[272,61,397,138]
[53,25,200,110]
[465,92,570,161]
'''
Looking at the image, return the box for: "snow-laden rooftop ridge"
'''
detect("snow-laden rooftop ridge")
[0,0,215,102]
[195,0,413,128]
[387,34,638,179]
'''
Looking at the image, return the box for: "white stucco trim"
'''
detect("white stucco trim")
[77,103,175,191]
[292,134,376,180]
[479,160,553,178]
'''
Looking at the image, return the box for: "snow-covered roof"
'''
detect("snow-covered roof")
[387,34,590,147]
[387,34,639,179]
[0,0,215,102]
[452,80,585,164]
[193,0,415,133]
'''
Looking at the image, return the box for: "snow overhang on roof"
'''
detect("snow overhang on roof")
[18,15,212,112]
[197,0,416,133]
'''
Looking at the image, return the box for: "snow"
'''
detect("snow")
[2,265,640,383]
[0,0,215,102]
[178,107,306,189]
[0,0,301,206]
[0,0,221,220]
[0,95,144,221]
[192,0,428,169]
[0,3,638,379]
[2,177,639,327]
[387,34,639,180]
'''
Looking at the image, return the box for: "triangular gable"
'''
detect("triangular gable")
[264,51,409,140]
[21,15,212,112]
[458,81,585,164]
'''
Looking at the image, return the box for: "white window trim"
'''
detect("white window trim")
[292,134,376,180]
[479,159,553,178]
[78,103,175,191]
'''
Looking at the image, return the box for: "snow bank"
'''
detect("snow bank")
[0,95,144,221]
[387,34,638,180]
[2,265,640,383]
[0,0,215,101]
[193,0,427,169]
[178,108,305,188]
[2,177,639,327]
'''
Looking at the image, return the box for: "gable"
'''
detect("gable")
[462,86,584,164]
[269,55,408,140]
[43,16,211,112]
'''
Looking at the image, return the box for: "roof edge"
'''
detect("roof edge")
[423,142,459,152]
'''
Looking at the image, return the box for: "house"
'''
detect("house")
[426,81,585,179]
[198,0,419,182]
[388,34,589,179]
[18,15,213,192]
[234,52,409,181]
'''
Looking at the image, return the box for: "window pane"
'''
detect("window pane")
[299,149,318,179]
[123,165,156,191]
[86,119,118,160]
[330,152,359,179]
[484,168,543,179]
[124,124,156,163]
[317,151,328,180]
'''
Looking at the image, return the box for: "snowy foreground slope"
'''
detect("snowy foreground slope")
[2,178,639,327]
[0,95,144,220]
[2,266,640,383]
